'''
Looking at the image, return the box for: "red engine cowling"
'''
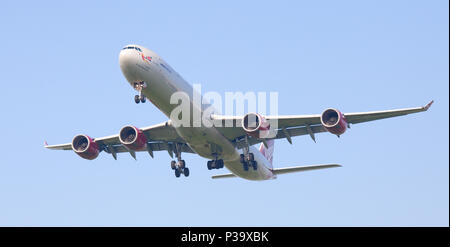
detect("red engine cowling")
[320,108,347,136]
[119,125,147,151]
[71,134,99,160]
[242,113,270,138]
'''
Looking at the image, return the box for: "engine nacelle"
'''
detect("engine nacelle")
[71,134,99,160]
[242,113,270,138]
[119,125,147,151]
[320,108,347,136]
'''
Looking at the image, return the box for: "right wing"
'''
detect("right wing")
[45,121,193,159]
[212,164,341,179]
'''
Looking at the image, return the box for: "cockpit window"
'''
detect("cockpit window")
[122,46,142,52]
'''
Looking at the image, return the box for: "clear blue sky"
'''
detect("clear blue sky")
[0,0,448,226]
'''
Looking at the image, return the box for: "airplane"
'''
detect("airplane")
[44,44,433,181]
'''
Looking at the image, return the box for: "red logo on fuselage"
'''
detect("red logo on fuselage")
[141,53,152,63]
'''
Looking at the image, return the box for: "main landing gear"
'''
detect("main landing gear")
[207,159,224,170]
[171,143,189,178]
[133,81,147,104]
[240,153,257,171]
[171,160,189,178]
[238,135,257,171]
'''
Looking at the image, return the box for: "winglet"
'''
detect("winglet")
[44,141,48,147]
[424,100,434,111]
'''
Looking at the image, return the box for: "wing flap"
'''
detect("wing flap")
[105,142,195,154]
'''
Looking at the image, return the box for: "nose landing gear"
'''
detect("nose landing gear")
[134,95,146,104]
[133,81,147,104]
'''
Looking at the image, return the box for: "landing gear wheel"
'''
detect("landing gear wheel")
[170,160,176,170]
[248,153,254,161]
[207,161,212,170]
[134,95,140,104]
[179,160,186,169]
[175,169,181,178]
[243,162,249,171]
[140,95,146,103]
[218,159,224,169]
[183,167,190,177]
[240,154,245,163]
[251,161,258,170]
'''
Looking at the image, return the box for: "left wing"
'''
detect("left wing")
[212,101,433,146]
[45,121,193,159]
[270,100,433,128]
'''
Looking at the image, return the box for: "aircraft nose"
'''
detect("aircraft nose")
[119,49,134,70]
[119,48,139,82]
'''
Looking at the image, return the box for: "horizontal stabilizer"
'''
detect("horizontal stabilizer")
[272,164,341,175]
[211,164,341,179]
[211,173,237,179]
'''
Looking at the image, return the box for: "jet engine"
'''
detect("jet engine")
[119,125,148,151]
[320,108,347,136]
[71,134,99,160]
[242,113,270,138]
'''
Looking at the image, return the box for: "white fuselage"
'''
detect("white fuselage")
[119,45,275,180]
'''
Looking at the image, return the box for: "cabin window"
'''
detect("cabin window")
[160,63,172,73]
[122,46,143,52]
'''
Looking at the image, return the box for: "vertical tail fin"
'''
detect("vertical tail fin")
[259,139,274,170]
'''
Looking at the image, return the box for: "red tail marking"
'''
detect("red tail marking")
[259,139,274,169]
